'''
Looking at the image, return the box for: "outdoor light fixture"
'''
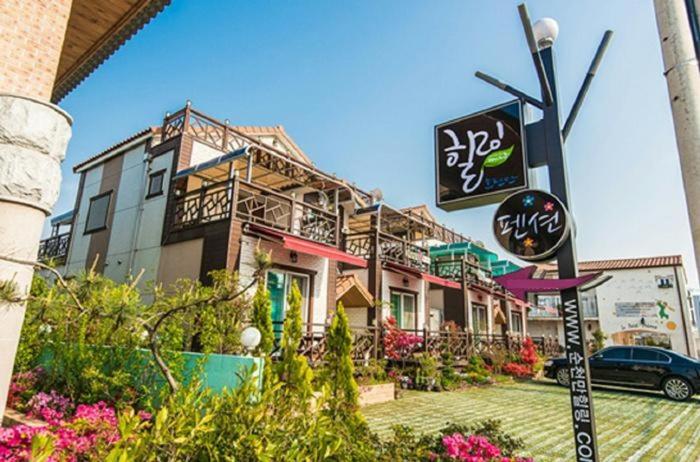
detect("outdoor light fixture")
[532,17,559,48]
[290,251,298,263]
[240,326,261,354]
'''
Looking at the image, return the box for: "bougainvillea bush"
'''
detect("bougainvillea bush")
[503,337,541,379]
[0,398,146,461]
[383,316,423,360]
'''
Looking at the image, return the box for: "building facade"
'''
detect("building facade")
[40,104,528,341]
[527,256,700,358]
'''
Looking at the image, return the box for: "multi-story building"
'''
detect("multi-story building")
[39,104,529,342]
[527,256,699,358]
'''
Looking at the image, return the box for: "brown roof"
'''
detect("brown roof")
[540,255,684,272]
[336,274,373,307]
[73,127,160,172]
[53,0,172,102]
[401,204,438,224]
[232,125,313,166]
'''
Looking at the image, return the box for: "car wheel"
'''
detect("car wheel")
[662,376,693,401]
[555,367,570,387]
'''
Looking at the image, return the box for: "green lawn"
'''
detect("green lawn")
[363,380,700,461]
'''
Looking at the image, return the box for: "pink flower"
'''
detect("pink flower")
[26,391,73,425]
[441,433,504,461]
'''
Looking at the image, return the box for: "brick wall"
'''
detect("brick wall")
[0,0,73,101]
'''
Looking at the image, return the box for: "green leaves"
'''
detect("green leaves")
[482,145,514,169]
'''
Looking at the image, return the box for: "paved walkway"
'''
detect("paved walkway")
[363,380,700,461]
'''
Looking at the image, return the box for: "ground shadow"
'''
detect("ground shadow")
[534,378,700,404]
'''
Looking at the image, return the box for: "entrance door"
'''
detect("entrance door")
[266,270,310,336]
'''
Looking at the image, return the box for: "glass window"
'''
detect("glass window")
[600,348,630,360]
[390,291,417,330]
[84,192,111,234]
[472,303,488,334]
[511,312,523,333]
[632,349,667,362]
[147,170,166,197]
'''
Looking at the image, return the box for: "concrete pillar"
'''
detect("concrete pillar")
[654,0,700,285]
[0,95,72,418]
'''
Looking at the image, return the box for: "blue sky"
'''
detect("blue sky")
[55,0,698,286]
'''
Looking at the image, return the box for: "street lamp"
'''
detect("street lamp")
[473,4,614,461]
[532,18,559,48]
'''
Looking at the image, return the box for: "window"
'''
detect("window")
[146,170,166,198]
[656,276,674,288]
[536,294,561,309]
[600,347,630,360]
[84,192,111,234]
[390,291,417,330]
[266,270,310,332]
[471,303,488,334]
[632,348,669,362]
[511,312,523,333]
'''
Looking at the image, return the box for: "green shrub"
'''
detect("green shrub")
[415,353,440,391]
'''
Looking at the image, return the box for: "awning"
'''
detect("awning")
[424,273,462,289]
[173,147,250,180]
[384,261,461,289]
[336,274,374,307]
[247,224,367,268]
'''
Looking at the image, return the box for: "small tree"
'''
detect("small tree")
[277,281,313,402]
[251,280,275,389]
[591,329,607,353]
[251,281,274,356]
[322,302,361,422]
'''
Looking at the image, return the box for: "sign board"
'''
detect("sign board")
[492,189,570,262]
[435,100,528,210]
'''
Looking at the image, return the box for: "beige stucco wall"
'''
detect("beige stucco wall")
[594,266,697,356]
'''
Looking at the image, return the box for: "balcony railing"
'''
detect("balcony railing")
[431,258,504,294]
[529,304,599,319]
[38,232,71,263]
[344,231,430,272]
[168,179,338,246]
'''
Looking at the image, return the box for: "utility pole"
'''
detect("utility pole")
[654,0,700,287]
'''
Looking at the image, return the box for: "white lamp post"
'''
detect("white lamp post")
[240,326,261,355]
[532,17,559,49]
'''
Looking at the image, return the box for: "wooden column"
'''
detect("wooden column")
[367,214,383,326]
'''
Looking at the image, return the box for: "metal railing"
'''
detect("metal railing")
[38,232,71,263]
[168,179,339,246]
[343,231,431,273]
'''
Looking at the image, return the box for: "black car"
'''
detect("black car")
[544,346,700,401]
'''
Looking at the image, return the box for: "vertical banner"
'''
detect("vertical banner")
[560,287,598,462]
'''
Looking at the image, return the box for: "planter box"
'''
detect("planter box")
[359,382,395,407]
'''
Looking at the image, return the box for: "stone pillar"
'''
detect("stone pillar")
[0,95,72,418]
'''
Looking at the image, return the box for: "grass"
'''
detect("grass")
[363,380,700,461]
